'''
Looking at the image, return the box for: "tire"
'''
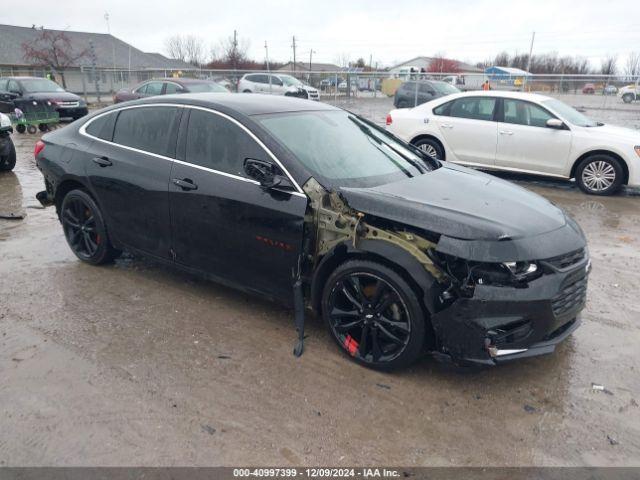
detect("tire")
[321,259,427,370]
[16,124,26,134]
[575,154,624,196]
[27,125,37,134]
[38,123,49,132]
[0,140,16,171]
[622,93,634,103]
[413,137,444,160]
[242,89,252,93]
[60,189,121,265]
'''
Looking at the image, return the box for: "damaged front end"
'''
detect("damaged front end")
[302,174,590,366]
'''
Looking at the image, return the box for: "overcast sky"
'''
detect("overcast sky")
[4,0,639,68]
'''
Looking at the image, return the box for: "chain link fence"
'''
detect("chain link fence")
[2,66,639,127]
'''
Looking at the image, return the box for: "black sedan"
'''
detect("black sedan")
[114,78,228,103]
[34,94,589,370]
[0,76,88,120]
[393,80,460,108]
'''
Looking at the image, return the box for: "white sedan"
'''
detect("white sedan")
[386,90,640,195]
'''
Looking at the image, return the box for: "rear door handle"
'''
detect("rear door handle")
[499,130,514,135]
[172,178,198,191]
[92,156,112,167]
[441,123,453,129]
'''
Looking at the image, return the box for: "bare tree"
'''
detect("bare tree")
[165,35,187,62]
[209,33,250,69]
[21,29,88,88]
[600,54,618,75]
[625,52,640,78]
[165,34,205,65]
[334,53,351,69]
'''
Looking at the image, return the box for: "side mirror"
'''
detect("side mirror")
[244,158,294,191]
[8,90,21,98]
[546,118,566,129]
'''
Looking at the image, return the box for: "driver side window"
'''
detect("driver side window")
[503,99,554,128]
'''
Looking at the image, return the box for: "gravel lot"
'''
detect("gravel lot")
[1,111,639,466]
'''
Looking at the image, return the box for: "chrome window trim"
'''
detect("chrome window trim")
[78,103,306,198]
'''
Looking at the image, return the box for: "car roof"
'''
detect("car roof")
[2,76,50,81]
[138,92,339,116]
[436,90,553,103]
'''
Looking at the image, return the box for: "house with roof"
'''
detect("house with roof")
[0,24,193,93]
[389,56,483,77]
[277,62,342,72]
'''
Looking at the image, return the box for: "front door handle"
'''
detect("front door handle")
[499,130,514,135]
[440,123,453,129]
[92,156,112,167]
[172,178,198,191]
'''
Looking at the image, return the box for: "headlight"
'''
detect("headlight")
[0,113,11,129]
[503,261,538,277]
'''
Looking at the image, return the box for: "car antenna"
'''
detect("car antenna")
[292,255,305,357]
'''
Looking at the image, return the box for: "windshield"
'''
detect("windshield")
[542,98,599,127]
[188,82,227,93]
[431,82,460,95]
[257,110,437,188]
[279,75,303,87]
[20,79,65,93]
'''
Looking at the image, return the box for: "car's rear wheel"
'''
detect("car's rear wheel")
[242,89,252,93]
[60,189,120,264]
[413,137,444,160]
[622,93,634,103]
[575,154,623,195]
[322,260,426,370]
[0,140,16,171]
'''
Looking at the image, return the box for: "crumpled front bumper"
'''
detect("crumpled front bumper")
[431,258,589,366]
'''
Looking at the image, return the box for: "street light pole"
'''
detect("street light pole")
[525,31,535,90]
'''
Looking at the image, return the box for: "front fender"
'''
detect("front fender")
[310,239,443,316]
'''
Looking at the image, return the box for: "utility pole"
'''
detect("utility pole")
[104,12,116,93]
[292,35,297,73]
[525,31,535,89]
[265,41,272,93]
[309,49,315,71]
[233,30,238,71]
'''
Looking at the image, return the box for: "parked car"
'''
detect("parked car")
[0,112,15,171]
[34,93,589,370]
[238,74,319,100]
[393,80,460,108]
[603,84,618,95]
[442,75,485,92]
[114,78,227,103]
[582,83,596,94]
[618,83,639,103]
[0,76,88,120]
[386,91,640,195]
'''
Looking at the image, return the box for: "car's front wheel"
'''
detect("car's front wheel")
[575,154,624,195]
[322,259,427,370]
[413,137,444,160]
[0,140,16,171]
[622,93,634,103]
[60,189,120,264]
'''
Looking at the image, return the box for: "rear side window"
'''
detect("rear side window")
[112,107,179,157]
[185,109,264,177]
[433,101,452,116]
[0,79,7,91]
[449,97,496,121]
[85,112,117,141]
[165,82,182,94]
[145,82,164,95]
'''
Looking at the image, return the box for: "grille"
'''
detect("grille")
[544,248,586,270]
[552,275,588,316]
[57,101,80,107]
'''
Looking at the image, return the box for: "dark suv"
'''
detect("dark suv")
[0,77,88,120]
[393,80,460,108]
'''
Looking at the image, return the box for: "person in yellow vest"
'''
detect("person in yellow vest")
[482,80,491,91]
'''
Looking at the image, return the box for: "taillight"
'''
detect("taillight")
[34,140,45,158]
[386,113,392,125]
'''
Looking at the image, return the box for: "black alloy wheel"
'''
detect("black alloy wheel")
[60,189,120,264]
[322,260,426,370]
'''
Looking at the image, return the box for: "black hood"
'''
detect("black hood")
[23,91,82,102]
[339,163,586,262]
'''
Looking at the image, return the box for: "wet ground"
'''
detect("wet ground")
[1,130,639,467]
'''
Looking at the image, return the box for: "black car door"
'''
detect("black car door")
[168,107,307,302]
[84,105,181,260]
